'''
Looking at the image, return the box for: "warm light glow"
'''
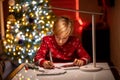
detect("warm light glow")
[3,40,7,45]
[4,0,55,63]
[75,0,83,25]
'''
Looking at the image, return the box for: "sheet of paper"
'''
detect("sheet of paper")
[37,68,66,76]
[54,62,80,70]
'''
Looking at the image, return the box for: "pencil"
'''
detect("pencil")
[49,51,53,62]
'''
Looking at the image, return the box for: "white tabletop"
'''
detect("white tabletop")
[12,62,115,80]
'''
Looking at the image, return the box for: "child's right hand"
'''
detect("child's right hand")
[43,61,54,69]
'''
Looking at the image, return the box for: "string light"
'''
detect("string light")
[4,0,55,64]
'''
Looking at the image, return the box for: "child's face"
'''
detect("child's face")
[55,32,69,46]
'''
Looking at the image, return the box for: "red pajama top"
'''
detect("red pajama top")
[34,35,91,66]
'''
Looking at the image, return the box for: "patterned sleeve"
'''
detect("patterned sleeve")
[34,37,48,66]
[76,39,91,65]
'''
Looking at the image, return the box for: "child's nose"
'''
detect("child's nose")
[59,39,63,43]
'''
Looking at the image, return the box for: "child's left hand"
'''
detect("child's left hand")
[73,58,84,66]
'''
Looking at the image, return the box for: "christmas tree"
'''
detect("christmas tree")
[3,0,55,64]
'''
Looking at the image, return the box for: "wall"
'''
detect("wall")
[79,0,101,23]
[50,0,82,36]
[107,0,120,75]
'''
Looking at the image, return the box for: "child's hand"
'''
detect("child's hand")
[73,59,84,66]
[43,61,54,69]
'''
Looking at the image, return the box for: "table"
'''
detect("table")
[7,62,115,80]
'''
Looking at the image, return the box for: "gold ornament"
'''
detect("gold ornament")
[8,0,15,6]
[7,14,16,22]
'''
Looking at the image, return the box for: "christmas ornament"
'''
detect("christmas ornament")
[7,14,16,22]
[8,0,15,6]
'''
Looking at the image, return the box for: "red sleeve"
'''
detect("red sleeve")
[76,39,91,65]
[34,37,48,66]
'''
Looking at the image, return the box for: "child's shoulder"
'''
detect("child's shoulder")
[43,35,54,40]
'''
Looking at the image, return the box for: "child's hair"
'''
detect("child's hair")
[53,16,73,36]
